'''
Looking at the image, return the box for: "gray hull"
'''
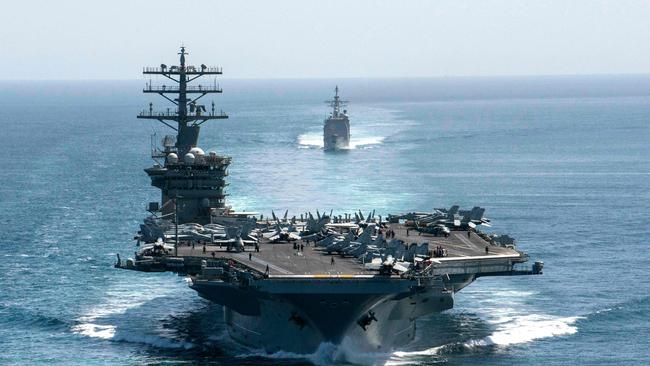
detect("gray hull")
[324,117,350,151]
[191,277,457,353]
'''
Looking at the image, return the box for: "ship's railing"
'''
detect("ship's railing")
[164,156,231,166]
[143,66,223,73]
[167,160,232,170]
[421,253,525,277]
[139,110,178,118]
[144,85,222,93]
[199,258,265,281]
[138,110,229,119]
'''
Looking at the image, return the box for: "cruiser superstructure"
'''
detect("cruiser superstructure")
[117,48,543,354]
[323,86,350,150]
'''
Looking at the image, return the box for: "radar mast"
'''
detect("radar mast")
[139,47,231,224]
[138,46,228,157]
[325,85,348,118]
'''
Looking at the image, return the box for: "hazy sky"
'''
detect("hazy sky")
[1,0,649,79]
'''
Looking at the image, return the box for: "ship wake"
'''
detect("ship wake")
[236,339,396,366]
[233,314,579,366]
[388,314,580,365]
[71,278,196,350]
[298,133,385,150]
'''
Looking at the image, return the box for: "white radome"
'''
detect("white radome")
[166,153,178,164]
[189,147,205,156]
[184,153,195,164]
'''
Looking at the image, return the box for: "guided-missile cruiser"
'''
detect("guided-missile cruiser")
[323,86,350,150]
[117,48,543,355]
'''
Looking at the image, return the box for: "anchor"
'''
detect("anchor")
[357,310,378,331]
[288,311,307,330]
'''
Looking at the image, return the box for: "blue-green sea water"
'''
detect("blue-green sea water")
[1,76,649,365]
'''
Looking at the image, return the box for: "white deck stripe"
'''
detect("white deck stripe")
[233,253,294,274]
[454,232,476,250]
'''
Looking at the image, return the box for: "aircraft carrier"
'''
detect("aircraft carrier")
[117,48,543,354]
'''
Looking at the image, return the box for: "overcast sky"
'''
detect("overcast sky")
[1,0,648,79]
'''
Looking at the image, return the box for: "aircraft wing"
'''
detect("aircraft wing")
[262,231,278,239]
[326,223,359,229]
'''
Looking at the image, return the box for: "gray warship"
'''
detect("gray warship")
[323,86,350,150]
[117,48,543,354]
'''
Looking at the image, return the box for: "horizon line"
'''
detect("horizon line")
[1,72,650,82]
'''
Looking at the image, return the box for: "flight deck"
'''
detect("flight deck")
[162,223,523,277]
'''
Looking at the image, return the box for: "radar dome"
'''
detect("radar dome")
[166,153,178,164]
[209,150,217,157]
[184,153,195,164]
[189,147,205,156]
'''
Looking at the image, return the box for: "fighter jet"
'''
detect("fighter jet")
[303,213,331,235]
[213,222,258,247]
[314,234,338,248]
[336,224,376,255]
[354,224,376,246]
[397,206,491,231]
[342,241,369,258]
[271,210,290,224]
[414,221,451,236]
[325,231,355,254]
[263,223,301,243]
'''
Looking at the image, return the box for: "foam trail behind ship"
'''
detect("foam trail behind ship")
[298,133,385,149]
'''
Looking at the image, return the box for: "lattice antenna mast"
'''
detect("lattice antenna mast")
[325,85,348,117]
[138,47,228,156]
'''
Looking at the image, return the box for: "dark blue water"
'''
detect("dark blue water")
[1,76,649,365]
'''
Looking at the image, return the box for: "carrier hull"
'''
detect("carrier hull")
[191,277,455,353]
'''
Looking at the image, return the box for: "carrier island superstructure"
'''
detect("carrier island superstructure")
[323,86,350,150]
[117,48,543,354]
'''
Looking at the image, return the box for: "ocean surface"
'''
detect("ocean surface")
[1,76,649,365]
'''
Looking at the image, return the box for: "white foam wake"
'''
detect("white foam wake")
[298,133,385,149]
[473,314,580,346]
[389,314,580,364]
[232,311,580,365]
[236,339,395,366]
[71,278,194,349]
[74,282,172,325]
